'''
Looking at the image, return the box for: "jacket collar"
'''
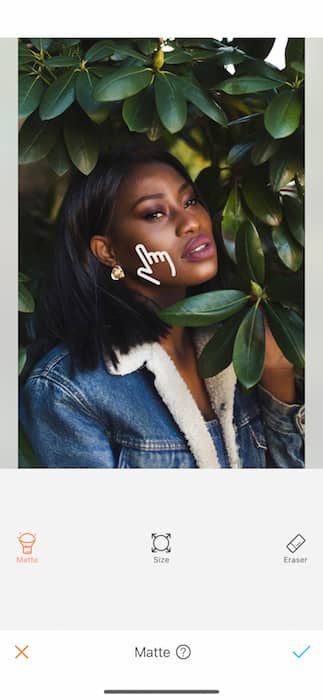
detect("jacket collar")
[104,329,240,469]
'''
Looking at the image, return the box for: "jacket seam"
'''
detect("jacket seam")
[26,374,108,430]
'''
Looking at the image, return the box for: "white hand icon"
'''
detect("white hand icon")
[135,243,176,286]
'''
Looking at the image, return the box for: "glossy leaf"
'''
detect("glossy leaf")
[272,224,303,271]
[30,38,52,51]
[251,137,280,165]
[45,56,80,68]
[76,71,103,115]
[19,44,35,65]
[85,40,116,62]
[198,311,246,378]
[159,290,250,327]
[47,139,71,176]
[269,149,300,191]
[19,347,27,375]
[93,66,153,101]
[19,283,35,312]
[19,112,60,164]
[242,177,282,226]
[236,220,265,285]
[282,195,304,246]
[64,110,99,175]
[264,89,302,138]
[39,72,76,120]
[290,61,305,74]
[221,186,246,261]
[264,303,304,368]
[237,56,286,83]
[232,38,275,60]
[164,49,193,64]
[227,140,256,166]
[215,75,282,94]
[213,46,247,65]
[122,86,155,132]
[178,77,228,126]
[154,72,187,133]
[19,74,45,118]
[233,305,265,388]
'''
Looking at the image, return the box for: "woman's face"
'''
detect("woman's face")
[93,161,218,303]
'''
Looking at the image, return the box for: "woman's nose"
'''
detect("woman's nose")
[175,209,200,237]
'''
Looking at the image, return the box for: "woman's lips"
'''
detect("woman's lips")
[181,234,216,262]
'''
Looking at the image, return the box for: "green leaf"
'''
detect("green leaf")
[233,305,265,388]
[47,138,71,176]
[251,137,280,165]
[159,289,250,326]
[19,43,35,65]
[264,303,304,368]
[30,38,52,51]
[221,186,246,261]
[198,311,246,378]
[85,40,116,62]
[236,220,265,285]
[122,86,155,132]
[19,347,27,375]
[213,46,247,66]
[272,224,303,271]
[237,56,286,83]
[266,272,303,312]
[19,272,29,282]
[227,140,256,166]
[45,56,80,68]
[264,89,302,138]
[19,282,35,312]
[215,75,282,94]
[93,66,153,101]
[76,71,104,115]
[39,71,76,120]
[19,74,45,118]
[19,112,60,164]
[164,49,193,64]
[290,60,305,75]
[269,149,300,191]
[285,39,304,67]
[19,424,38,468]
[154,71,187,133]
[64,110,99,175]
[282,194,304,246]
[178,77,228,126]
[242,177,282,226]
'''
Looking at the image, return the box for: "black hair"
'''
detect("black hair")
[25,144,222,375]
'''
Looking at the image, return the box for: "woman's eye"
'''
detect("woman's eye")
[185,197,198,208]
[144,211,164,220]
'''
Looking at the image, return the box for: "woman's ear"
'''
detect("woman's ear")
[90,235,117,267]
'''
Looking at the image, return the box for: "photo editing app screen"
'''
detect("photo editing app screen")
[1,33,323,700]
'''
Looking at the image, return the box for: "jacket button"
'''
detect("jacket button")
[295,406,305,435]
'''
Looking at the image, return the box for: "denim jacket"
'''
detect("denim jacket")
[19,328,304,469]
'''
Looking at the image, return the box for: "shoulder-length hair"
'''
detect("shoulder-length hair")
[30,145,222,373]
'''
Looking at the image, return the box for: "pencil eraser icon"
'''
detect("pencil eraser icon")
[286,534,306,553]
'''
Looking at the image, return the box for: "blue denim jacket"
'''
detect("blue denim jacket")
[19,334,304,469]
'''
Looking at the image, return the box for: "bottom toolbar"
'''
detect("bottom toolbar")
[0,630,320,700]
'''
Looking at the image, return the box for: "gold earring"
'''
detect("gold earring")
[111,265,125,281]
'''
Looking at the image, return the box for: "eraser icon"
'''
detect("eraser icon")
[286,534,306,553]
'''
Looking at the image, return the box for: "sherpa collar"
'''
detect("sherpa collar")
[104,329,241,469]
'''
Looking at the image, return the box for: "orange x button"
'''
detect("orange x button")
[15,645,29,659]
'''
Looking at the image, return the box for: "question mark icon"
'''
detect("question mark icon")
[176,644,191,660]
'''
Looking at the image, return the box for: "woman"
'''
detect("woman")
[20,146,304,468]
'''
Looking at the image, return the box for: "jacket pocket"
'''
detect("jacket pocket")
[117,445,196,469]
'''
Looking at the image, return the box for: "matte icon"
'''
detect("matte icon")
[18,532,36,555]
